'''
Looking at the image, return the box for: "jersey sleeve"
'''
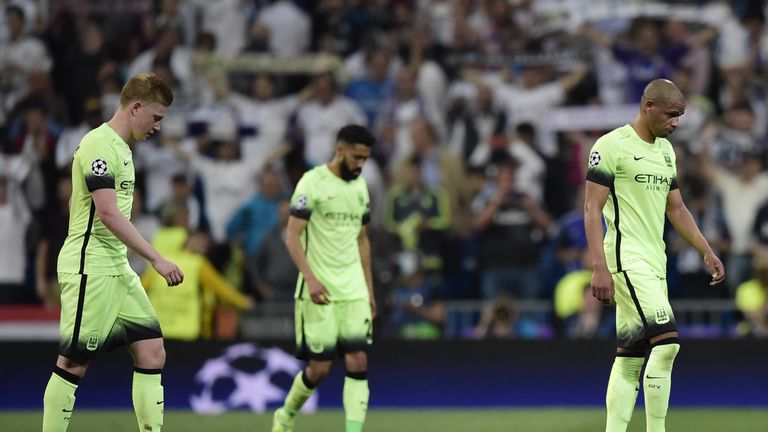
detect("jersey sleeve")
[289,173,315,220]
[361,182,372,225]
[77,135,117,192]
[585,136,621,187]
[668,141,679,191]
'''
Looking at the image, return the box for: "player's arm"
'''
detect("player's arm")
[358,226,377,319]
[584,180,614,303]
[92,188,184,286]
[666,189,725,285]
[284,215,330,304]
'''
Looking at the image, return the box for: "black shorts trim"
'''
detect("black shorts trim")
[622,271,648,330]
[69,274,88,356]
[77,201,96,274]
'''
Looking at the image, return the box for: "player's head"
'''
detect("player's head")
[639,79,686,138]
[119,73,174,142]
[335,124,375,181]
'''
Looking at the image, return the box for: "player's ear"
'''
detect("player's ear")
[131,102,142,116]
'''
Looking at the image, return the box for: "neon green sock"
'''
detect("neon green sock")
[644,343,680,432]
[606,356,644,432]
[283,370,316,416]
[43,369,79,432]
[344,374,369,432]
[132,369,164,432]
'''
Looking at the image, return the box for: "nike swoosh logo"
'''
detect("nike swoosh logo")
[124,161,130,166]
[156,401,164,405]
[646,375,665,379]
[62,408,73,412]
[634,156,645,161]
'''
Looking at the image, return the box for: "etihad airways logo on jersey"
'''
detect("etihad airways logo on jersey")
[634,174,671,191]
[120,180,136,191]
[324,211,362,226]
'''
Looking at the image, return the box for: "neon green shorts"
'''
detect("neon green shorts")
[295,298,373,361]
[613,265,677,351]
[58,272,162,362]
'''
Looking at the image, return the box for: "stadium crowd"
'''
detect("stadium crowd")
[2,0,768,340]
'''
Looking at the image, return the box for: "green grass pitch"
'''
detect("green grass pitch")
[4,408,767,431]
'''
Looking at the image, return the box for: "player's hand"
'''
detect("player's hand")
[591,267,614,305]
[307,276,331,305]
[152,258,184,287]
[703,251,725,286]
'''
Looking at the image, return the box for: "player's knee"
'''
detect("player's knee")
[134,343,166,369]
[56,356,88,376]
[306,362,332,383]
[648,339,680,367]
[344,351,367,372]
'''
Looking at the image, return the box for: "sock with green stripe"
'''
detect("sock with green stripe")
[644,341,680,432]
[282,369,317,416]
[43,367,80,432]
[133,368,164,432]
[605,354,644,432]
[344,372,369,432]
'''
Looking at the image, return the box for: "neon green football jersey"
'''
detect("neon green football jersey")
[57,123,136,275]
[290,164,371,301]
[586,124,678,275]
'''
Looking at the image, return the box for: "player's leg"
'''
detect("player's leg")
[43,356,88,432]
[273,297,338,431]
[120,273,165,432]
[343,352,369,432]
[44,273,120,432]
[605,272,647,432]
[644,332,680,432]
[339,299,373,432]
[623,268,679,432]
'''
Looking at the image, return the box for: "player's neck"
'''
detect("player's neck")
[106,112,134,146]
[631,121,655,144]
[327,160,342,178]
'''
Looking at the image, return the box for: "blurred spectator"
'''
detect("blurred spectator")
[666,174,730,298]
[345,50,394,127]
[702,150,768,290]
[134,133,191,213]
[227,167,284,259]
[142,230,253,341]
[0,4,52,117]
[379,69,445,171]
[128,187,161,275]
[34,175,70,308]
[198,0,247,56]
[554,187,588,273]
[0,160,32,303]
[153,0,197,47]
[313,0,370,57]
[257,0,311,57]
[296,71,366,166]
[754,198,768,260]
[220,73,309,164]
[169,173,200,231]
[246,199,298,303]
[12,100,56,211]
[55,97,103,170]
[446,81,507,166]
[394,118,469,235]
[472,158,552,299]
[735,256,768,338]
[387,259,445,340]
[169,129,262,244]
[384,154,451,273]
[553,251,609,339]
[473,294,518,339]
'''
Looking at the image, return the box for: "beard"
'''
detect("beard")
[340,161,362,181]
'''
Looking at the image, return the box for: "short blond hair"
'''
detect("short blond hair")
[120,73,174,107]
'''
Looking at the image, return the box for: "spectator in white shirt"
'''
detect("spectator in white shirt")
[0,157,32,303]
[257,0,311,57]
[296,72,367,166]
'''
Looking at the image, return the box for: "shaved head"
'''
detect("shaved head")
[641,79,684,106]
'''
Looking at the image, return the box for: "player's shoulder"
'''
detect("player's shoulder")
[596,124,633,146]
[79,124,117,153]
